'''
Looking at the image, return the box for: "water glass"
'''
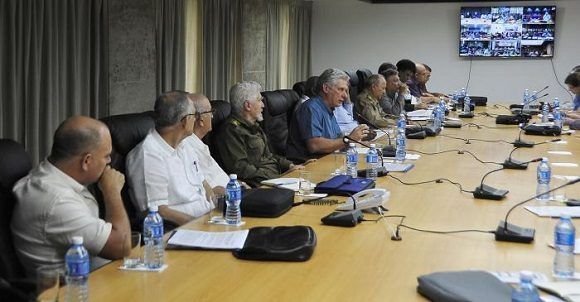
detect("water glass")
[299,170,313,195]
[36,265,61,302]
[123,232,142,268]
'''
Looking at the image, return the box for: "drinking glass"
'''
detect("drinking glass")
[123,232,142,268]
[36,265,61,302]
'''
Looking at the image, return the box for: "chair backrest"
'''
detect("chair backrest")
[261,89,299,157]
[357,68,373,90]
[0,139,32,280]
[96,111,156,230]
[206,100,232,169]
[345,70,360,104]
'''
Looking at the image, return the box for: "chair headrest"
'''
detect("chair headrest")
[100,111,155,156]
[0,139,32,190]
[262,90,299,116]
[345,70,359,87]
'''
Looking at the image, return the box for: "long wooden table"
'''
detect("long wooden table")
[83,107,579,301]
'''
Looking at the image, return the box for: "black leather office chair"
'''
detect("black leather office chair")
[96,111,156,231]
[261,89,299,157]
[357,68,373,89]
[0,139,36,301]
[345,70,360,104]
[292,81,306,97]
[207,100,231,169]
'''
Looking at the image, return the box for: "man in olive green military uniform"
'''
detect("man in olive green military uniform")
[216,81,304,187]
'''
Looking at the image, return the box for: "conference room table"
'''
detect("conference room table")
[82,106,579,301]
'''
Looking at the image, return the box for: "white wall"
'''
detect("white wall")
[311,0,579,103]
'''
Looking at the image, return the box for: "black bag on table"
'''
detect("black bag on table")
[232,226,316,262]
[240,187,295,218]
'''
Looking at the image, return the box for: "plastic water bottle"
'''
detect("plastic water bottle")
[553,97,560,111]
[553,110,562,128]
[553,214,575,279]
[511,271,540,302]
[366,143,379,180]
[346,143,358,178]
[225,174,242,225]
[541,103,549,123]
[452,91,459,110]
[463,94,471,113]
[439,98,446,121]
[143,205,164,268]
[535,158,551,201]
[65,236,89,302]
[395,114,406,163]
[432,106,442,129]
[522,89,530,109]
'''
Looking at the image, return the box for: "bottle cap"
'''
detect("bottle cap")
[560,214,571,220]
[519,271,534,282]
[349,143,355,147]
[229,174,237,180]
[148,205,159,212]
[72,236,83,245]
[370,143,376,148]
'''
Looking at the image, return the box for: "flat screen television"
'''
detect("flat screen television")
[460,6,556,58]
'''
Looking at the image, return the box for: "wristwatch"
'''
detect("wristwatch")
[343,136,349,145]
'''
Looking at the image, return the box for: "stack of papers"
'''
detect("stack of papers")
[167,229,249,250]
[536,281,580,302]
[524,206,580,218]
[261,178,315,192]
[407,109,433,121]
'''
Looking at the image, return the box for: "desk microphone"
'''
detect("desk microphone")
[495,178,580,243]
[502,146,542,170]
[473,168,509,200]
[344,135,388,177]
[355,112,396,157]
[513,126,535,148]
[321,192,363,227]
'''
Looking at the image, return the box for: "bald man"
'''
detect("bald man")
[11,116,130,278]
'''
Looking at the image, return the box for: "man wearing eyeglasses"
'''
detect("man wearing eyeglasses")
[126,90,214,226]
[183,93,230,193]
[215,81,304,187]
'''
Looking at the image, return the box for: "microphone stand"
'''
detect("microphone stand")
[513,126,534,148]
[496,178,580,243]
[355,112,397,157]
[345,136,388,177]
[473,167,509,200]
[321,192,363,227]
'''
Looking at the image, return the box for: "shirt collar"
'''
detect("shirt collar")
[41,160,88,194]
[150,128,178,155]
[313,96,334,114]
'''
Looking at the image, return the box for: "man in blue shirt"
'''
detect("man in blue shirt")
[334,99,359,134]
[287,68,369,161]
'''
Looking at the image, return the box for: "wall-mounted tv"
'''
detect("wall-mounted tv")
[460,6,556,58]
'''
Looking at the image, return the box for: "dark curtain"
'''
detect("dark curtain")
[0,0,108,164]
[156,0,186,94]
[202,0,242,101]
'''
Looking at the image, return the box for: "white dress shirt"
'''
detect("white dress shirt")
[183,134,229,188]
[126,129,211,218]
[11,160,111,277]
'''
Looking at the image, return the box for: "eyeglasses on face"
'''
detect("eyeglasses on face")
[196,109,215,118]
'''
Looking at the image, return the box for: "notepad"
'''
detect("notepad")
[261,178,315,192]
[383,163,414,172]
[167,229,249,250]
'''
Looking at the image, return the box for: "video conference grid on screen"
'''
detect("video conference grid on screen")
[460,6,556,58]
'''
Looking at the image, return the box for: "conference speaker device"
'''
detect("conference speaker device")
[458,112,474,118]
[321,210,363,227]
[495,221,535,243]
[523,124,561,136]
[513,139,535,148]
[382,145,396,158]
[473,184,509,200]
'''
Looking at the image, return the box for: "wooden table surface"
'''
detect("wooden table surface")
[82,107,580,301]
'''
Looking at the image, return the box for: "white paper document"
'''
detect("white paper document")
[383,153,421,160]
[548,151,573,155]
[407,109,433,121]
[167,229,249,250]
[524,206,580,218]
[536,280,580,302]
[261,177,314,192]
[489,271,548,284]
[552,163,579,168]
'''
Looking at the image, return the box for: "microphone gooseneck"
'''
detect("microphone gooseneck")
[355,112,393,146]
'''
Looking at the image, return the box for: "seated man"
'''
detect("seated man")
[183,93,230,192]
[334,98,359,134]
[418,63,448,99]
[379,69,407,116]
[287,68,369,161]
[407,62,440,104]
[563,71,580,129]
[396,59,428,111]
[11,116,130,277]
[126,90,213,226]
[355,74,392,128]
[215,81,303,186]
